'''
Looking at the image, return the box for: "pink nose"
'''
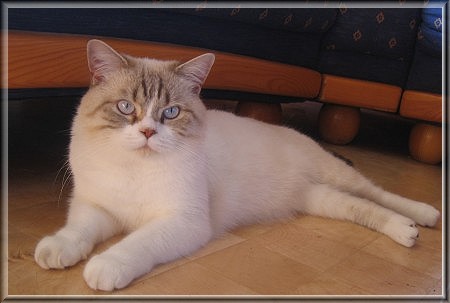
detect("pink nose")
[140,128,156,138]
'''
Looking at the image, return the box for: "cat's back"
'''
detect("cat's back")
[205,109,294,143]
[204,109,321,157]
[204,109,325,180]
[203,108,339,188]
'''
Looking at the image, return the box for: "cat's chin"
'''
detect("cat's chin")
[135,145,155,156]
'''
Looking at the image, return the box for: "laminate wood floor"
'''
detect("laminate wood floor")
[5,97,444,299]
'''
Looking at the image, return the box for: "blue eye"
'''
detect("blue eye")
[117,100,135,115]
[163,106,180,120]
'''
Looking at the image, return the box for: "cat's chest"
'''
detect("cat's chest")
[73,157,181,228]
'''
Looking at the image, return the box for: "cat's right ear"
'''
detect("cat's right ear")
[87,40,128,85]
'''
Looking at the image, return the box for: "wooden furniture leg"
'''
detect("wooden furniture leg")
[235,102,283,125]
[318,104,361,145]
[409,123,442,165]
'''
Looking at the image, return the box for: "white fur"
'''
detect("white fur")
[34,45,440,291]
[35,108,440,291]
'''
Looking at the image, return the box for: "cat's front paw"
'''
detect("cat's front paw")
[83,253,138,291]
[35,234,90,269]
[383,215,419,247]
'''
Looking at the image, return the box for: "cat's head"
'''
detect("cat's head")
[73,39,215,156]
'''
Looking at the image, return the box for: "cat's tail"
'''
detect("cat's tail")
[318,152,440,227]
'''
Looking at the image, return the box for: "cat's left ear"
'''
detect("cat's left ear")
[176,53,215,94]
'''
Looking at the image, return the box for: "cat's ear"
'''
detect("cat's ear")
[87,39,128,85]
[176,53,215,94]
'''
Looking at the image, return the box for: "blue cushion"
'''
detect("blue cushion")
[321,8,421,60]
[416,7,442,57]
[174,8,337,33]
[318,51,412,87]
[318,8,421,87]
[406,47,442,94]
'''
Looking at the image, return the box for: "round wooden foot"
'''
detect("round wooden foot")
[235,102,282,124]
[409,123,442,165]
[318,104,361,145]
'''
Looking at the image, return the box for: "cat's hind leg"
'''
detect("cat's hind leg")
[319,156,440,227]
[363,188,440,227]
[301,184,419,247]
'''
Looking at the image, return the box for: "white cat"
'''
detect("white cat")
[35,40,440,291]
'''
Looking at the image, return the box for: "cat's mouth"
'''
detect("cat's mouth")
[124,135,158,155]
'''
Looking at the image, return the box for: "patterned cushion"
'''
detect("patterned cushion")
[416,7,442,57]
[406,47,442,94]
[321,8,421,60]
[405,7,442,94]
[318,8,422,87]
[174,8,337,33]
[318,51,412,87]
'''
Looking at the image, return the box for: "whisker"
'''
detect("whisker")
[54,156,70,206]
[53,135,113,206]
[57,165,73,207]
[56,128,72,135]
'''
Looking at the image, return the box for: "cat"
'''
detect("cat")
[35,39,440,291]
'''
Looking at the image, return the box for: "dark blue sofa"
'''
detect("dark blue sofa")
[7,6,444,163]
